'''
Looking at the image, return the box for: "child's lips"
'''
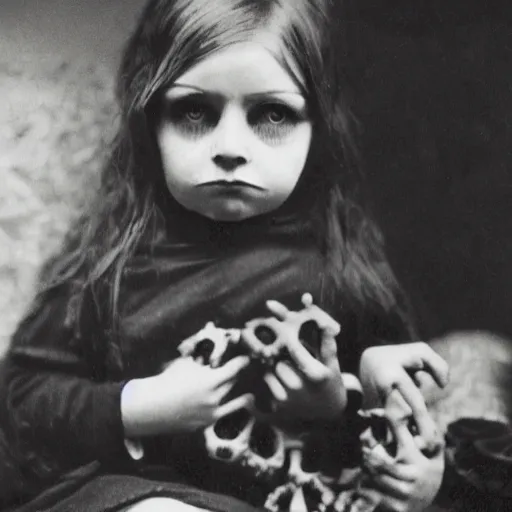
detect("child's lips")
[198,180,265,191]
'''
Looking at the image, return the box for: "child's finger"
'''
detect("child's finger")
[415,343,450,388]
[364,451,415,481]
[214,356,250,384]
[283,336,329,382]
[275,361,303,390]
[413,410,444,457]
[384,392,443,462]
[215,393,254,419]
[162,356,193,372]
[392,376,439,452]
[413,369,442,399]
[265,299,290,320]
[215,381,234,401]
[320,335,341,372]
[371,473,412,499]
[385,343,448,389]
[264,372,288,402]
[385,390,421,460]
[216,369,250,399]
[374,495,405,512]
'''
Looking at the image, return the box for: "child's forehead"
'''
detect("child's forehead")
[166,42,304,100]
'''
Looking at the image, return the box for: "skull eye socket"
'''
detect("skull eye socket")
[191,338,215,364]
[371,416,398,457]
[254,325,277,346]
[303,480,325,511]
[298,320,322,358]
[213,408,252,440]
[274,485,295,510]
[249,422,279,459]
[301,437,324,472]
[370,415,389,444]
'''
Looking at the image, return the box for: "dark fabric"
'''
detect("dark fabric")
[445,418,512,499]
[5,465,264,512]
[417,418,512,512]
[2,205,412,511]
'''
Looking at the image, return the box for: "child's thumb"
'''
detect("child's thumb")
[216,355,250,381]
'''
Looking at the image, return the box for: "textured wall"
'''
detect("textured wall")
[0,0,144,66]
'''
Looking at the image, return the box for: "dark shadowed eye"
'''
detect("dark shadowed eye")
[257,103,295,125]
[185,104,206,122]
[265,105,288,124]
[163,95,218,136]
[249,102,302,142]
[174,98,211,123]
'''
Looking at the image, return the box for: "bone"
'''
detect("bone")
[243,422,286,478]
[177,322,238,367]
[204,415,256,464]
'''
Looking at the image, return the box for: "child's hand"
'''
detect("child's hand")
[359,343,449,453]
[261,300,347,422]
[122,356,253,437]
[366,389,445,512]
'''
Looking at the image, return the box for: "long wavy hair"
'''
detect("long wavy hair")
[37,0,415,345]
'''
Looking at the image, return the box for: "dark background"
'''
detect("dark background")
[2,0,511,340]
[344,1,512,338]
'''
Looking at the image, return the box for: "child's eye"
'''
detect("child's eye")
[263,105,288,124]
[164,97,218,136]
[184,104,206,122]
[249,103,301,142]
[255,104,295,125]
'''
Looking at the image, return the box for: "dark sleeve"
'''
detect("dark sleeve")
[3,284,132,480]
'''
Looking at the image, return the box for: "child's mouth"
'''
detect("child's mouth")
[199,180,264,191]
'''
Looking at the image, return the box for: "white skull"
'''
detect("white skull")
[240,293,341,367]
[265,438,361,512]
[287,443,338,510]
[359,403,409,476]
[205,410,286,479]
[327,404,415,512]
[176,294,389,512]
[178,321,240,368]
[331,487,382,512]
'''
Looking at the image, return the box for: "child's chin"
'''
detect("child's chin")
[209,211,254,222]
[204,203,262,223]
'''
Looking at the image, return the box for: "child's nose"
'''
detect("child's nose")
[213,154,247,172]
[211,108,250,171]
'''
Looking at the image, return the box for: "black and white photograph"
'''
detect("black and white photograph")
[1,1,511,511]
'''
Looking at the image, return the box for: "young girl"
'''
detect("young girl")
[2,0,448,511]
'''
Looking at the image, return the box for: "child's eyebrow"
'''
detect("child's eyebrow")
[166,84,305,102]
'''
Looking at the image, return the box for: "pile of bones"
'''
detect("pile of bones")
[178,294,415,512]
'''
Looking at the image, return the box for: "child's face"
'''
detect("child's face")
[156,38,312,222]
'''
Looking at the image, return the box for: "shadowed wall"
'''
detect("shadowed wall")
[344,3,512,338]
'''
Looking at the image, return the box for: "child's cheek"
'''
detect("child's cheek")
[179,137,212,175]
[158,128,212,184]
[258,126,311,184]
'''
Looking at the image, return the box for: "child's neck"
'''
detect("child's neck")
[159,193,313,247]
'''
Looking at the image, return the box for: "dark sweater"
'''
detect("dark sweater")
[2,208,412,510]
